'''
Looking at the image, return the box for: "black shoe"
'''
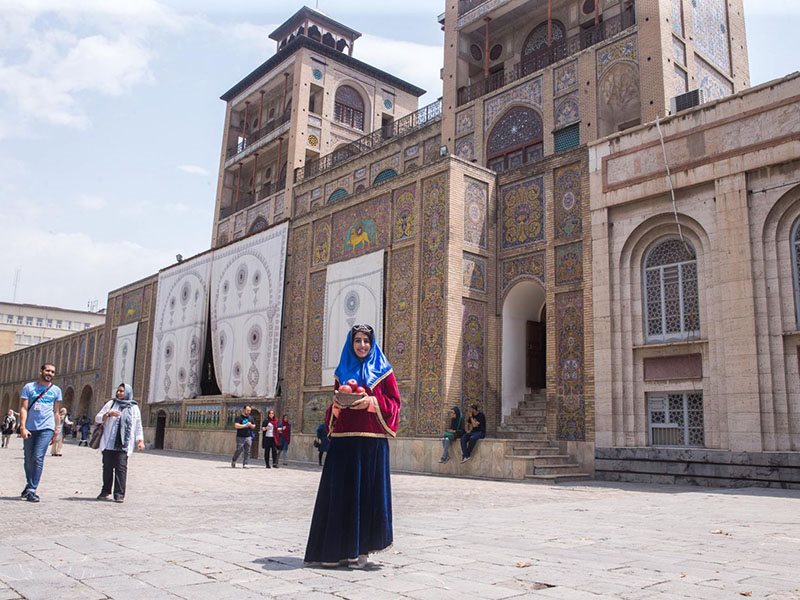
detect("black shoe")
[97,493,110,501]
[273,465,279,469]
[25,491,40,503]
[21,487,30,498]
[113,496,124,503]
[265,464,271,468]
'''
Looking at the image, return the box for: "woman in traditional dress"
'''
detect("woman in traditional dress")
[261,409,279,468]
[304,324,401,568]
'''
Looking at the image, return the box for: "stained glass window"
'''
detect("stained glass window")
[334,85,365,130]
[486,106,543,174]
[523,20,566,56]
[648,392,704,446]
[793,220,800,326]
[644,238,700,342]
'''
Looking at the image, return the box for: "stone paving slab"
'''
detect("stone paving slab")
[1,443,800,599]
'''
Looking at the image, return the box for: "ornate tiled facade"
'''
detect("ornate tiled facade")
[461,299,485,407]
[500,176,544,249]
[597,35,638,78]
[392,183,417,241]
[302,391,330,434]
[282,225,311,425]
[554,163,583,241]
[370,152,402,184]
[556,290,585,441]
[455,135,475,161]
[416,173,448,435]
[554,61,578,97]
[324,173,353,203]
[691,0,730,74]
[121,288,144,324]
[554,91,580,129]
[312,219,331,265]
[387,246,416,381]
[673,37,686,66]
[696,57,733,101]
[456,108,474,136]
[464,177,488,248]
[463,253,487,292]
[484,77,543,133]
[501,252,545,295]
[303,270,326,386]
[672,0,683,36]
[555,242,583,286]
[330,194,392,263]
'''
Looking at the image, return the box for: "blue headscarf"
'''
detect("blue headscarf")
[334,324,392,388]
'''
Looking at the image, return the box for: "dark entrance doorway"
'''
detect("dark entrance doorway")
[155,410,166,449]
[526,308,547,390]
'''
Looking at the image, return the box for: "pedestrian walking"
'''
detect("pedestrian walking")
[94,383,145,503]
[19,363,62,502]
[230,405,255,468]
[313,422,329,466]
[305,324,401,568]
[2,409,16,448]
[277,414,291,465]
[78,416,91,447]
[51,407,72,456]
[261,409,279,468]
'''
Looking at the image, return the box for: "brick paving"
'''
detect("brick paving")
[1,439,798,599]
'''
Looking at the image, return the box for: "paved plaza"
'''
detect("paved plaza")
[0,440,798,600]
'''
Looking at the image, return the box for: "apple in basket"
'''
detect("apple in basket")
[338,384,353,394]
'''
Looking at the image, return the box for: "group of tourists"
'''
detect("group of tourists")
[16,363,144,503]
[230,407,292,468]
[439,402,487,464]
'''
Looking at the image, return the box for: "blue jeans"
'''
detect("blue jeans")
[460,430,485,458]
[23,429,54,492]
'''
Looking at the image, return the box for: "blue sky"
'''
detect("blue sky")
[1,0,797,311]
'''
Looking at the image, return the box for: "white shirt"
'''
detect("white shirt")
[95,400,144,456]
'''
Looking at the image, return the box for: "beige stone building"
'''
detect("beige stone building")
[0,302,106,355]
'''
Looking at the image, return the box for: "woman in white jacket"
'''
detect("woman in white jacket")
[94,383,144,503]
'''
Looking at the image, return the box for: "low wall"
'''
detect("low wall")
[595,447,800,489]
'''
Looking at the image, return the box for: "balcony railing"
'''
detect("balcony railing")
[457,7,635,106]
[218,181,285,220]
[226,110,292,160]
[295,98,443,183]
[458,0,489,16]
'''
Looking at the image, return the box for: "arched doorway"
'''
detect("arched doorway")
[1,392,10,416]
[155,410,167,449]
[63,387,75,416]
[78,385,93,421]
[249,409,262,459]
[501,280,546,421]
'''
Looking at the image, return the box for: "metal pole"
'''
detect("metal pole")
[484,17,490,79]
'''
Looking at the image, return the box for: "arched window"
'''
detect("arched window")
[522,20,566,57]
[249,216,269,234]
[373,169,397,186]
[334,85,365,130]
[486,106,543,174]
[328,188,349,204]
[643,238,700,343]
[792,219,800,326]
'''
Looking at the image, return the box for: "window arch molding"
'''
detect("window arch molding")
[333,82,369,131]
[522,20,567,57]
[485,104,543,173]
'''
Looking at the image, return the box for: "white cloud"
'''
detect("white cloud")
[74,194,108,210]
[178,164,210,176]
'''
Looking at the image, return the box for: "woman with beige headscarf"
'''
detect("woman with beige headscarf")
[50,407,72,456]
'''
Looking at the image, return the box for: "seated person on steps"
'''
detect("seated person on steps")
[460,403,486,463]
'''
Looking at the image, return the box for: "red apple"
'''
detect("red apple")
[346,379,358,387]
[355,386,366,394]
[338,384,353,394]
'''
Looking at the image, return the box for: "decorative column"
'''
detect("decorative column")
[483,17,491,79]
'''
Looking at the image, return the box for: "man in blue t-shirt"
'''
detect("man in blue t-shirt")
[19,363,62,502]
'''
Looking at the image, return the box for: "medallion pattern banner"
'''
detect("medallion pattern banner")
[322,250,385,385]
[210,222,288,398]
[393,184,417,242]
[464,177,488,249]
[387,246,416,380]
[330,194,392,263]
[313,220,331,265]
[112,322,138,395]
[556,290,585,441]
[500,176,545,249]
[463,253,487,292]
[149,253,213,404]
[484,76,543,133]
[501,252,545,295]
[461,299,486,407]
[554,162,583,241]
[417,173,448,435]
[555,242,583,286]
[304,270,326,386]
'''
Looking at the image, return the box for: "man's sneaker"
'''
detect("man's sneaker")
[231,461,236,468]
[97,493,110,500]
[461,455,471,463]
[25,491,40,503]
[113,496,124,503]
[21,487,30,498]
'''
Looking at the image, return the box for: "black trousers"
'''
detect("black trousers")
[263,437,278,466]
[102,450,128,498]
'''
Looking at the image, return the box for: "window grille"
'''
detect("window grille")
[168,410,181,427]
[334,85,365,130]
[327,188,349,204]
[647,391,704,446]
[792,219,800,326]
[185,405,222,429]
[554,123,580,152]
[373,169,398,186]
[643,238,700,342]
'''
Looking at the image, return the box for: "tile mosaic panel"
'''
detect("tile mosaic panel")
[690,0,730,74]
[121,288,144,324]
[354,167,367,180]
[500,176,544,250]
[555,242,583,286]
[696,56,733,102]
[456,108,474,136]
[556,290,585,441]
[464,177,488,249]
[463,253,487,292]
[387,246,416,381]
[370,153,402,184]
[304,270,326,386]
[303,392,331,434]
[416,173,448,435]
[393,184,416,242]
[484,76,543,133]
[672,36,686,66]
[554,61,578,97]
[396,386,414,437]
[596,35,638,78]
[312,219,331,266]
[424,135,442,165]
[455,135,475,161]
[554,162,583,241]
[404,145,419,158]
[324,173,353,203]
[501,252,545,295]
[672,0,683,36]
[283,226,310,402]
[330,194,392,263]
[674,64,688,96]
[461,299,486,407]
[554,91,580,128]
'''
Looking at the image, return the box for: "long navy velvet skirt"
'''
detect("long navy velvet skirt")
[304,436,393,563]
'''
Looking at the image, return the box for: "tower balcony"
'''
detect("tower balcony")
[224,110,292,165]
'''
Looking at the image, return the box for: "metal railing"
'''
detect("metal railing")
[295,98,443,183]
[457,8,635,106]
[226,110,292,160]
[218,182,285,220]
[459,0,489,16]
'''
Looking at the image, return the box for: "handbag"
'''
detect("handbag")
[89,401,114,450]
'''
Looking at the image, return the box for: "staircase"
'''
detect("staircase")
[497,392,590,483]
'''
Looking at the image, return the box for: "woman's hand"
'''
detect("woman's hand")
[348,396,373,411]
[137,440,145,451]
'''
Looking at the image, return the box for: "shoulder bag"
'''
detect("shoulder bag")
[89,401,114,450]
